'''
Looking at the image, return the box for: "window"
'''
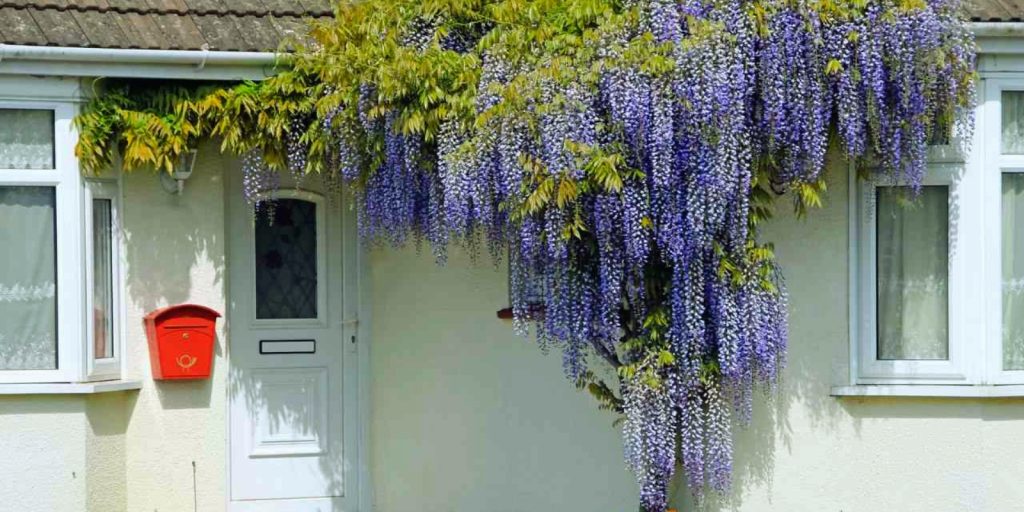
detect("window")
[0,186,57,371]
[254,198,319,320]
[0,104,122,384]
[86,181,122,380]
[875,185,950,362]
[855,164,972,384]
[986,83,1024,385]
[852,78,1024,389]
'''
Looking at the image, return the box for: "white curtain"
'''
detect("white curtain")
[876,186,950,360]
[93,199,114,360]
[0,110,54,169]
[0,187,57,370]
[1004,91,1024,154]
[1003,175,1024,370]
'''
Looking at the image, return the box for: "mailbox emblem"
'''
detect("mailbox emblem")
[144,304,221,380]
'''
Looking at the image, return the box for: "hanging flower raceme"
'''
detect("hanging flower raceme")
[294,1,974,510]
[74,0,976,510]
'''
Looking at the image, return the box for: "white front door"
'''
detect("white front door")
[227,171,361,511]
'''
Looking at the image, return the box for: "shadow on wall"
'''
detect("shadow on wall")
[122,139,227,411]
[670,155,852,510]
[226,364,349,499]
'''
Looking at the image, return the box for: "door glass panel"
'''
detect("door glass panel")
[0,186,57,370]
[0,109,54,169]
[876,185,950,361]
[255,199,318,320]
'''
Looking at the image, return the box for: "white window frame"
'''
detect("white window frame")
[855,163,975,384]
[849,74,1024,389]
[0,100,123,384]
[84,179,124,381]
[983,77,1024,385]
[0,102,83,383]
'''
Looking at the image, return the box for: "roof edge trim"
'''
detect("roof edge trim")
[971,22,1024,37]
[0,45,287,81]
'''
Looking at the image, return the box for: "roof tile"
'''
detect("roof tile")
[148,11,206,49]
[0,0,331,51]
[268,14,310,48]
[232,15,283,52]
[116,11,170,49]
[145,0,189,15]
[29,7,91,46]
[294,0,331,13]
[189,12,246,51]
[6,1,1023,53]
[0,7,47,45]
[260,0,306,17]
[72,9,130,48]
[180,0,224,13]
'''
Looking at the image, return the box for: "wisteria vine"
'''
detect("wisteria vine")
[77,0,975,510]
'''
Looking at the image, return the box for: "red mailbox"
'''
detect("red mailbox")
[144,304,221,380]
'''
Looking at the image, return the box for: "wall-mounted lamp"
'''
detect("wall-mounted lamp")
[160,149,198,195]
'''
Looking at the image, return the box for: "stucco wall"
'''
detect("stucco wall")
[4,136,1024,512]
[0,394,126,512]
[120,141,231,512]
[0,396,89,510]
[368,156,1024,512]
[368,248,638,511]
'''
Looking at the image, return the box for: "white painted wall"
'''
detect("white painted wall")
[0,142,235,512]
[368,156,1024,512]
[368,248,638,511]
[120,141,231,512]
[0,394,127,512]
[3,120,1024,512]
[0,396,89,510]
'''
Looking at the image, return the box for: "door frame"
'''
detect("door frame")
[223,176,373,511]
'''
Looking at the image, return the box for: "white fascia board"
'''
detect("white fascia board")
[972,23,1024,55]
[0,44,286,81]
[0,26,1016,78]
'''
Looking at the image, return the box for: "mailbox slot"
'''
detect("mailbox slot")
[260,340,316,354]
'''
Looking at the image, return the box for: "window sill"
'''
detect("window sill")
[0,379,142,395]
[832,385,1024,398]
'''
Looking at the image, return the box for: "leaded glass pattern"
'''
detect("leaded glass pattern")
[255,199,318,319]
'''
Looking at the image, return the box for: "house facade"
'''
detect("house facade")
[0,2,1022,511]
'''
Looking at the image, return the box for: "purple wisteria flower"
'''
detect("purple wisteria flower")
[242,0,975,509]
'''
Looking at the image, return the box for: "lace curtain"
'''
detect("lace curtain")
[876,186,950,361]
[0,109,54,169]
[1003,175,1024,370]
[0,187,57,370]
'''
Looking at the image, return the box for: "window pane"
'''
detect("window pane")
[1003,92,1024,154]
[876,186,949,361]
[93,199,114,360]
[0,109,54,169]
[1003,174,1024,370]
[0,187,57,370]
[255,199,318,319]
